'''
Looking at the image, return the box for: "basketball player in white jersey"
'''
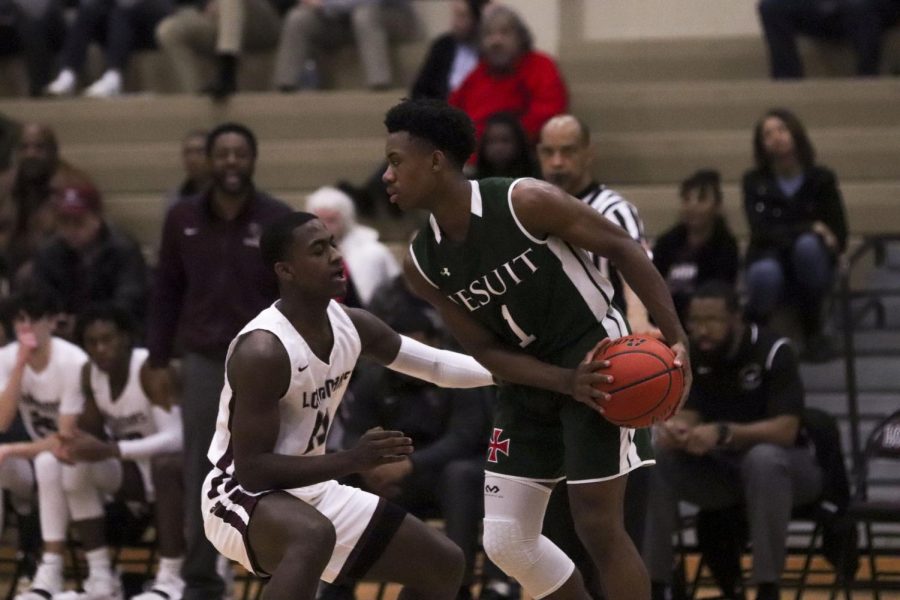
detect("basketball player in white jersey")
[202,211,498,600]
[0,287,88,600]
[49,304,185,600]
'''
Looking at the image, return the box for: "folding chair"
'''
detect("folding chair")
[845,409,900,600]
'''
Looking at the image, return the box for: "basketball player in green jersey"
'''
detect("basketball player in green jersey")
[383,98,692,600]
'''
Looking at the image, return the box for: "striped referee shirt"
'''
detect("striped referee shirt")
[578,182,650,309]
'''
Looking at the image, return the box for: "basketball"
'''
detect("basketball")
[592,335,684,428]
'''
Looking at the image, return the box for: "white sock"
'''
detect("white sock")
[101,69,122,86]
[85,547,112,577]
[158,556,183,578]
[56,69,75,86]
[41,552,64,568]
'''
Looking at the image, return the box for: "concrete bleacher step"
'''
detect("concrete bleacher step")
[805,391,899,420]
[800,356,900,393]
[0,92,399,143]
[558,34,900,83]
[570,79,900,133]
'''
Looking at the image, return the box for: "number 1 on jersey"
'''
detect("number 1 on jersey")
[501,304,536,348]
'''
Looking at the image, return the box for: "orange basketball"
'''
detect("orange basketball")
[592,335,684,428]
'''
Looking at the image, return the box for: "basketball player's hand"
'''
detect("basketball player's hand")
[0,444,11,466]
[670,341,691,413]
[55,429,117,463]
[572,339,613,414]
[684,423,718,456]
[351,427,413,471]
[15,327,37,367]
[361,458,412,499]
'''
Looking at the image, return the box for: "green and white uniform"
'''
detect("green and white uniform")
[410,178,653,483]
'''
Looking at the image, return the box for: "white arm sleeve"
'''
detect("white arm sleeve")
[387,335,494,389]
[117,405,183,461]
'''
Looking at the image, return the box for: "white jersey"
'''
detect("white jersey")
[207,301,361,497]
[0,337,87,440]
[88,348,157,443]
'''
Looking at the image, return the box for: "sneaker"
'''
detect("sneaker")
[14,561,63,600]
[83,71,122,98]
[54,571,124,600]
[131,571,185,600]
[46,70,76,97]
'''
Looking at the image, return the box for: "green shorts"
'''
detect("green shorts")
[484,330,654,483]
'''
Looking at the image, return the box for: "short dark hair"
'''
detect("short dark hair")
[691,280,741,314]
[384,98,476,169]
[75,304,135,347]
[8,284,61,321]
[260,211,320,270]
[679,169,722,205]
[753,108,815,173]
[206,122,258,158]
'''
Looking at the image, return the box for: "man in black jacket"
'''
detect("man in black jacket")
[30,184,148,339]
[643,281,823,600]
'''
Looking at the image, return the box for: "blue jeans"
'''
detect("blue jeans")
[745,233,834,322]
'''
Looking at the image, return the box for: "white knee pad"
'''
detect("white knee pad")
[482,475,574,599]
[62,463,105,522]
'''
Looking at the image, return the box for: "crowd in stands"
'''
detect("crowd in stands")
[0,1,885,599]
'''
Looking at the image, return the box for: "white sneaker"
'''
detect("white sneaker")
[46,70,76,97]
[83,71,122,98]
[54,570,123,600]
[131,570,185,600]
[14,561,63,600]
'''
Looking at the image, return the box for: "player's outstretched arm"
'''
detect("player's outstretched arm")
[229,330,412,493]
[511,179,693,407]
[343,307,494,388]
[402,255,612,409]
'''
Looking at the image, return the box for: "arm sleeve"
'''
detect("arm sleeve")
[146,209,186,367]
[117,405,183,460]
[409,387,490,472]
[764,340,804,418]
[387,335,494,388]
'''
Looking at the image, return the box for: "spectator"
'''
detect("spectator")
[155,0,286,98]
[653,169,739,323]
[742,108,847,355]
[643,281,822,600]
[537,114,655,334]
[450,3,567,143]
[473,112,540,180]
[3,123,96,278]
[51,305,185,600]
[145,122,291,600]
[329,309,493,600]
[45,0,174,98]
[305,185,400,306]
[29,184,149,340]
[0,286,90,600]
[0,0,66,98]
[166,129,211,207]
[410,0,487,100]
[758,0,900,78]
[273,0,418,92]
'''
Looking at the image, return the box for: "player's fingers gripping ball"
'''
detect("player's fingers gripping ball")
[591,335,685,428]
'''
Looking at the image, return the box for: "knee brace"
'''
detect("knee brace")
[482,476,574,598]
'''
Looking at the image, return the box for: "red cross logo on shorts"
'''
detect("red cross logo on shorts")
[487,428,510,463]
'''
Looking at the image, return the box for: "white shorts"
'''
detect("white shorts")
[201,468,406,583]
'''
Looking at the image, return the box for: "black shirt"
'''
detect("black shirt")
[686,324,804,431]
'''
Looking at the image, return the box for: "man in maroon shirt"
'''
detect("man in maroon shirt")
[449,4,568,144]
[145,122,292,600]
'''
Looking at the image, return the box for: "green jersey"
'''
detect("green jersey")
[410,178,630,365]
